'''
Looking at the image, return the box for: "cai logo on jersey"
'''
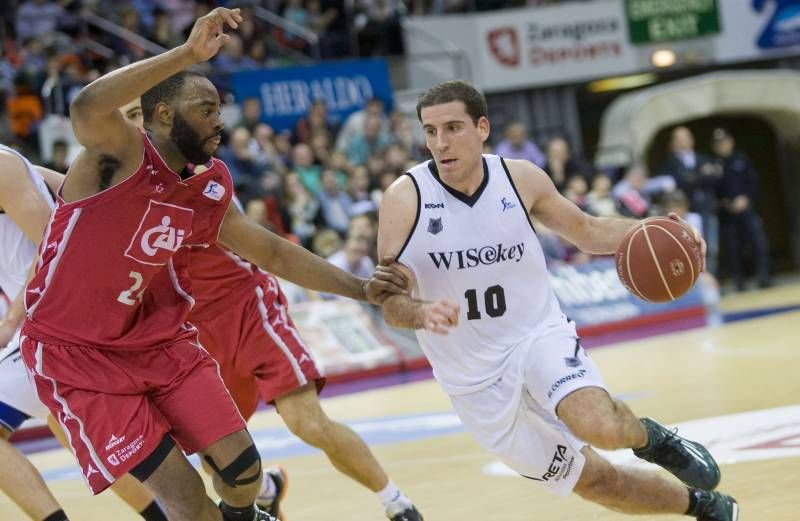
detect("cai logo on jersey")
[427,242,526,270]
[125,200,194,266]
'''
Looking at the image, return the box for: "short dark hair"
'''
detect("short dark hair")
[141,70,206,126]
[416,80,488,125]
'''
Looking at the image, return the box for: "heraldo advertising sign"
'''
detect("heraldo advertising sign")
[476,1,638,91]
[231,59,393,132]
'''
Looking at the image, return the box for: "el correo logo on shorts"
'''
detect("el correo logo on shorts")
[527,444,575,482]
[547,369,587,399]
[125,200,194,266]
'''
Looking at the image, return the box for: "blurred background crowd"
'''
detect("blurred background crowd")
[0,0,786,296]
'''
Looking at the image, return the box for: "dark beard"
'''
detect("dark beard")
[170,111,214,165]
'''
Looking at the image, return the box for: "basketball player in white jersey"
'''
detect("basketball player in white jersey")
[0,145,170,521]
[377,81,738,521]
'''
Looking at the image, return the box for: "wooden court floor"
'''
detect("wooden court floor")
[2,307,798,519]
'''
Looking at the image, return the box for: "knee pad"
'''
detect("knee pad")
[204,444,262,487]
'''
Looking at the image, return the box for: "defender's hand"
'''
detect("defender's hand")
[418,300,459,335]
[668,212,707,271]
[183,8,243,62]
[364,259,409,305]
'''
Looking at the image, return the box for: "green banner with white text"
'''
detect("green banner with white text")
[626,0,721,44]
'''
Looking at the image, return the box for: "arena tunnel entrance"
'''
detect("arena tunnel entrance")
[595,70,800,275]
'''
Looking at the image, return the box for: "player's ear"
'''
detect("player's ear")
[154,102,173,127]
[477,116,490,142]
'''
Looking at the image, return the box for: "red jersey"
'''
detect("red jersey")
[187,243,269,322]
[22,133,233,350]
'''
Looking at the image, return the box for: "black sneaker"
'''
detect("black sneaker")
[256,465,288,519]
[693,491,739,521]
[633,418,720,490]
[388,506,424,521]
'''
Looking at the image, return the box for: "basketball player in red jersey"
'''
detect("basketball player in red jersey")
[20,8,405,521]
[115,95,423,520]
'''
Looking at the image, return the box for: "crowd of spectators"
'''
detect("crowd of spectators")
[0,0,770,294]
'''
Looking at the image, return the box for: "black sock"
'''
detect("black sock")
[220,501,257,521]
[140,500,168,521]
[685,487,702,516]
[43,510,68,521]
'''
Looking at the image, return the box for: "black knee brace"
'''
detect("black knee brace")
[204,444,262,487]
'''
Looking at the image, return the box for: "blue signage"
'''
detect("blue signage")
[752,0,800,49]
[231,59,394,132]
[549,257,705,327]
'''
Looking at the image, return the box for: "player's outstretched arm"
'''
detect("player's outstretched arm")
[505,159,637,254]
[66,7,242,189]
[219,202,406,304]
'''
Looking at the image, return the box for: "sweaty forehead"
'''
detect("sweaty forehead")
[180,77,220,106]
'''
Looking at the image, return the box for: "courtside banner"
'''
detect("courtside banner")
[231,59,394,132]
[549,257,706,332]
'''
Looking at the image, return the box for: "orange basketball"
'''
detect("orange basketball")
[615,217,703,303]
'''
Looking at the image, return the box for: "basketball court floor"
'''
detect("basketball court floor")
[2,286,798,520]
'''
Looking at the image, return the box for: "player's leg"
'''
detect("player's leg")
[150,340,273,520]
[557,387,721,490]
[573,446,738,520]
[21,339,223,521]
[0,420,67,521]
[0,344,67,521]
[276,383,422,520]
[46,415,167,521]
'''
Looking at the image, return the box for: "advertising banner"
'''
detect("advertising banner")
[231,59,394,132]
[625,0,721,44]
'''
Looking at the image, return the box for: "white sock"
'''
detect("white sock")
[378,480,412,514]
[258,471,277,500]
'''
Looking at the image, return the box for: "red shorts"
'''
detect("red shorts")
[193,276,325,420]
[20,334,246,494]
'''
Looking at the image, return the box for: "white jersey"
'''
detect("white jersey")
[0,144,54,300]
[398,155,563,395]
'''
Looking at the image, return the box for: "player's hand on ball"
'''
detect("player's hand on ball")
[365,257,410,305]
[183,7,243,62]
[667,212,707,271]
[419,300,459,335]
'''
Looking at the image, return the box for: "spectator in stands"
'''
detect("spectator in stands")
[245,198,271,229]
[657,126,722,275]
[562,175,587,211]
[345,113,392,166]
[238,96,264,132]
[318,167,353,235]
[354,0,406,56]
[311,228,343,258]
[327,234,375,279]
[158,0,197,34]
[219,126,267,199]
[349,165,373,202]
[293,142,323,193]
[389,110,423,158]
[294,100,337,145]
[212,34,260,74]
[614,164,650,218]
[336,97,389,151]
[43,138,69,172]
[495,122,545,167]
[711,127,772,291]
[40,54,83,117]
[149,7,184,49]
[15,0,65,41]
[542,135,592,192]
[6,73,43,149]
[0,47,16,101]
[384,142,410,174]
[584,172,619,217]
[284,171,320,246]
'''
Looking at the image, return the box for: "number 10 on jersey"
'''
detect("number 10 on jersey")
[464,285,506,320]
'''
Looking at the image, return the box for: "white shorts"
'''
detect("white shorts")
[449,319,607,496]
[0,332,49,427]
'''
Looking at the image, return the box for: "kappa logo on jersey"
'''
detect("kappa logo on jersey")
[125,200,194,266]
[203,180,225,201]
[84,464,98,479]
[428,217,443,235]
[427,242,525,270]
[487,26,520,67]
